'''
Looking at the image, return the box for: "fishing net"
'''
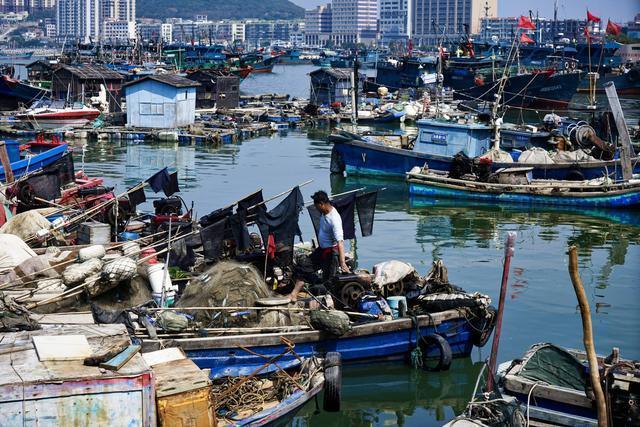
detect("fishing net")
[0,292,40,332]
[176,261,274,326]
[0,209,60,242]
[454,397,526,426]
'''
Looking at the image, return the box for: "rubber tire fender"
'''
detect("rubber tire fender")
[471,305,497,347]
[323,351,342,412]
[418,333,453,372]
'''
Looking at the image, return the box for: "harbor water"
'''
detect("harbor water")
[74,65,640,426]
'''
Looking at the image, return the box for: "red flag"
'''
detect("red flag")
[606,20,621,36]
[520,33,535,44]
[587,10,601,23]
[517,15,536,30]
[267,234,276,259]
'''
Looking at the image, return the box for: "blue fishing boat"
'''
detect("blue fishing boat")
[494,343,639,427]
[159,309,487,379]
[0,75,49,110]
[330,120,640,181]
[0,141,68,181]
[217,356,333,426]
[406,167,640,208]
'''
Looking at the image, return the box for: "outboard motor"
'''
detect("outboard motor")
[153,196,183,216]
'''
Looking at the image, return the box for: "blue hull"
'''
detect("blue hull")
[180,314,475,379]
[332,139,640,181]
[408,181,640,208]
[0,143,68,181]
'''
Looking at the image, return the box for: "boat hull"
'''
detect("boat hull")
[331,138,640,181]
[0,76,49,110]
[16,110,101,130]
[446,70,581,109]
[0,143,68,181]
[169,311,475,378]
[234,375,324,426]
[407,176,640,208]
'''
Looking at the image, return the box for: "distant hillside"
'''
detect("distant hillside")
[138,0,305,20]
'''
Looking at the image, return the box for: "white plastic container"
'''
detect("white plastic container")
[152,290,175,307]
[146,263,173,294]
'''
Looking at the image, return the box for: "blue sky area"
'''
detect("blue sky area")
[290,0,637,23]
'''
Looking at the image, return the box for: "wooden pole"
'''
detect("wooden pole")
[486,231,516,393]
[604,82,633,182]
[0,141,15,184]
[568,245,608,427]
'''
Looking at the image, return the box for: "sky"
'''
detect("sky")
[290,0,637,23]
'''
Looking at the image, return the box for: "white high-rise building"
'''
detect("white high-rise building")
[412,0,496,46]
[56,0,135,42]
[103,19,135,42]
[379,0,408,43]
[304,3,332,46]
[331,0,378,45]
[57,0,100,42]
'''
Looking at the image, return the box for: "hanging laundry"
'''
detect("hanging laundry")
[200,205,233,227]
[228,212,251,251]
[128,185,146,207]
[236,189,265,222]
[356,190,378,237]
[200,217,227,261]
[146,167,170,193]
[308,193,356,240]
[163,172,180,197]
[256,186,304,264]
[169,236,196,270]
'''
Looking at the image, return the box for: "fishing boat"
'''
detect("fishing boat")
[0,74,49,110]
[0,140,68,181]
[16,100,101,130]
[142,304,493,379]
[210,354,337,426]
[406,166,640,208]
[494,343,639,427]
[329,121,638,180]
[444,65,582,109]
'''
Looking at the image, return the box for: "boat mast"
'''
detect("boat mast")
[351,50,359,126]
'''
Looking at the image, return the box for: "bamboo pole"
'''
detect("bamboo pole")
[568,245,608,427]
[0,141,15,184]
[486,231,516,393]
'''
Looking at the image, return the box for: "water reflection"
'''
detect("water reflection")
[293,359,483,427]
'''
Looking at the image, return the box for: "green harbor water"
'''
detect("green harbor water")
[75,65,640,426]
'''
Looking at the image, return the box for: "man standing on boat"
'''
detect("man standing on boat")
[289,190,350,301]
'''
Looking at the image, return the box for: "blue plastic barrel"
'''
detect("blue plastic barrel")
[387,296,407,319]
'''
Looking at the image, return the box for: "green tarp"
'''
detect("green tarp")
[517,343,587,391]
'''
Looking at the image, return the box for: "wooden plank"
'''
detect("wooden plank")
[32,313,95,325]
[100,345,141,371]
[142,347,186,367]
[604,82,633,181]
[153,358,211,398]
[33,335,92,361]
